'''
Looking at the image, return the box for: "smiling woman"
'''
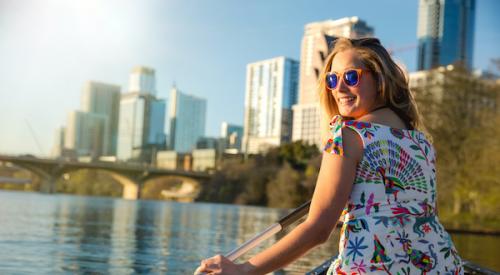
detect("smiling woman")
[195,37,464,275]
[316,38,463,274]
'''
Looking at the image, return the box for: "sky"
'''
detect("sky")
[0,0,498,156]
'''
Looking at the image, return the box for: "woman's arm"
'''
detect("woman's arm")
[239,128,363,274]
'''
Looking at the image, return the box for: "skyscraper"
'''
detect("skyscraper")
[81,81,121,155]
[128,66,156,96]
[417,0,476,70]
[220,122,243,152]
[64,111,109,158]
[60,81,120,159]
[117,67,166,162]
[51,126,65,157]
[242,56,299,154]
[292,17,374,148]
[168,86,206,153]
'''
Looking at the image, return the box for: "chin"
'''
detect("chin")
[339,109,361,119]
[338,108,355,118]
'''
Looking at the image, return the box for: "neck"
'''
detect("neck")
[369,104,388,113]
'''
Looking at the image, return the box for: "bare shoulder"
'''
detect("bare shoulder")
[357,112,380,123]
[341,127,364,163]
[357,110,391,124]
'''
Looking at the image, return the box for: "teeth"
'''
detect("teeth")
[339,97,355,104]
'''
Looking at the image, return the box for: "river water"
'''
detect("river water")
[0,190,498,274]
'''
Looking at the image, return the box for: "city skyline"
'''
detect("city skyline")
[1,0,498,156]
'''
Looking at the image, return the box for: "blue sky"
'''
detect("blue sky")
[0,0,498,156]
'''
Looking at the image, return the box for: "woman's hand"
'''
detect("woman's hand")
[193,254,250,275]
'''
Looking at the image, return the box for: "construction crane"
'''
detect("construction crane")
[25,118,45,156]
[387,44,417,56]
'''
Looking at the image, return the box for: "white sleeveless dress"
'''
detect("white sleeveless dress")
[323,115,463,275]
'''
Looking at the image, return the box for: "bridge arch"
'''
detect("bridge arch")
[0,155,212,200]
[56,167,126,198]
[3,162,57,193]
[54,166,141,199]
[141,175,203,202]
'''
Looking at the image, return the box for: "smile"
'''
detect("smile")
[338,96,356,105]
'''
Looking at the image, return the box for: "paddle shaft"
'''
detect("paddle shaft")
[195,200,311,274]
[225,200,311,261]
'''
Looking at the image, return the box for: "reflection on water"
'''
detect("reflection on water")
[452,233,500,273]
[0,190,497,274]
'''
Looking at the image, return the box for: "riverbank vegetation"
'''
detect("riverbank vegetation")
[0,168,184,199]
[55,169,123,197]
[197,141,321,208]
[414,65,500,231]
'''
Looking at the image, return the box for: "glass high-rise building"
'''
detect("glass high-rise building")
[242,56,299,154]
[58,81,120,159]
[117,93,166,162]
[168,86,206,153]
[81,81,121,155]
[117,67,166,162]
[417,0,476,70]
[65,111,109,158]
[292,17,374,148]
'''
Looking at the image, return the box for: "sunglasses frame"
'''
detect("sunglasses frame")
[325,68,367,90]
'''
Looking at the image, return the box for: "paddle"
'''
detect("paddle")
[194,200,311,274]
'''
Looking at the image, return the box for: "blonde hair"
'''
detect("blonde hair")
[319,37,426,142]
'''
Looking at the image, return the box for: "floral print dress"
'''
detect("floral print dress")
[323,115,463,275]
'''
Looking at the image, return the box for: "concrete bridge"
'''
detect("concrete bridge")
[0,155,211,200]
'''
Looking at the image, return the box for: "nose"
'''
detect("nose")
[336,77,350,93]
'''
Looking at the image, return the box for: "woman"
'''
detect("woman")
[195,37,463,274]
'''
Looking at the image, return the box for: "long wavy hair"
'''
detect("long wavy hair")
[319,37,426,143]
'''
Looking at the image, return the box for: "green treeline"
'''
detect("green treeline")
[414,65,500,230]
[0,168,123,197]
[55,170,123,197]
[54,172,191,200]
[197,141,321,208]
[0,168,195,200]
[0,169,42,191]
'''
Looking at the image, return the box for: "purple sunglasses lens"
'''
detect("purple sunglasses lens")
[326,74,338,89]
[344,70,360,86]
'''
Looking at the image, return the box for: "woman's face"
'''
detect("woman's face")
[328,49,381,119]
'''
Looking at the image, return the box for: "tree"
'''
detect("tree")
[196,140,320,208]
[266,162,306,208]
[413,64,500,229]
[55,169,122,197]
